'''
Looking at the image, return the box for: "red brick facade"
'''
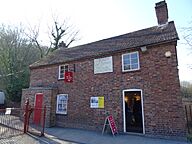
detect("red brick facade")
[22,42,186,137]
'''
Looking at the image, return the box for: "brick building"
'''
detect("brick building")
[22,1,186,137]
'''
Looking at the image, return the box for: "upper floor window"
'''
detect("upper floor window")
[58,65,69,79]
[122,51,140,72]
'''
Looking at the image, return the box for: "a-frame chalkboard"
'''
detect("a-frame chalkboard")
[102,115,118,136]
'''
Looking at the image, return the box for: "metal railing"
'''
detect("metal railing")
[0,108,24,139]
[185,104,192,134]
[23,99,46,136]
[0,98,46,139]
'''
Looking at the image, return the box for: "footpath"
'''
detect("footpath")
[1,127,190,144]
[36,127,190,144]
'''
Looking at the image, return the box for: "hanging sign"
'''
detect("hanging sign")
[102,115,118,136]
[64,72,73,83]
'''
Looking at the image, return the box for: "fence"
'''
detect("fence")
[24,99,46,136]
[185,104,192,134]
[0,99,46,139]
[0,108,24,139]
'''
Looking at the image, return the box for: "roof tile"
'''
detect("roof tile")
[30,21,178,68]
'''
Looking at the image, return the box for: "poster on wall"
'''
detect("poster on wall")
[56,94,68,114]
[94,56,113,74]
[90,97,104,108]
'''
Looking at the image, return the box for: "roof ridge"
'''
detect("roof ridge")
[30,21,178,69]
[63,21,175,52]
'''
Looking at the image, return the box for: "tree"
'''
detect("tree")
[183,25,192,51]
[26,18,79,58]
[0,24,40,102]
[181,21,192,70]
[180,81,192,98]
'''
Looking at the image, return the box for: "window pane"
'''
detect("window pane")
[64,65,69,72]
[123,54,130,59]
[60,70,64,74]
[60,66,64,71]
[131,58,138,64]
[60,74,64,79]
[131,64,138,69]
[124,59,130,65]
[123,54,130,67]
[123,54,130,61]
[124,65,131,70]
[131,53,138,59]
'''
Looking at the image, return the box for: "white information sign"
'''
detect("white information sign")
[90,97,104,108]
[94,56,113,74]
[56,94,68,114]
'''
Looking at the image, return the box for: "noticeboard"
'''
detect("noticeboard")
[94,56,113,74]
[90,97,104,108]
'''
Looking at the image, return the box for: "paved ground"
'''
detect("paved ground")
[40,127,190,144]
[0,127,191,144]
[0,134,45,144]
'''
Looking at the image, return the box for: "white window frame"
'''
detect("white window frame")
[122,51,140,72]
[56,94,68,115]
[58,65,69,80]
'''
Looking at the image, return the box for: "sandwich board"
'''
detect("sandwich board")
[102,115,118,136]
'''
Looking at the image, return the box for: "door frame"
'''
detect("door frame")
[122,89,145,134]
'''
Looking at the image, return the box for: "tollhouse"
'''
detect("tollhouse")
[22,1,186,137]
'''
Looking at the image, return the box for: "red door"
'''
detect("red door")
[33,93,43,124]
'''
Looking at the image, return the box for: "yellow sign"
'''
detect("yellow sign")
[90,96,104,108]
[98,97,104,108]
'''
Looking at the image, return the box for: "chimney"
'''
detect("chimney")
[58,41,67,48]
[155,1,168,25]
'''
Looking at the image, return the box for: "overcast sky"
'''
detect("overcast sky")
[0,0,192,82]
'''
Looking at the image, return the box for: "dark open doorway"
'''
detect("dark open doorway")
[123,90,143,133]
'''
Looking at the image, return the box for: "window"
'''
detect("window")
[122,51,140,72]
[58,65,69,79]
[56,94,68,114]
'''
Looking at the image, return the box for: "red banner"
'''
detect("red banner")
[64,72,73,83]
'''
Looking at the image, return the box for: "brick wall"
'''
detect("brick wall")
[21,87,58,127]
[27,42,186,137]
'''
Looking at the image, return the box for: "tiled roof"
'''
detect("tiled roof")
[30,21,178,68]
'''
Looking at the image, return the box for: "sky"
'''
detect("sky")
[0,0,191,82]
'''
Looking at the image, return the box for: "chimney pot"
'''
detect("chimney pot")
[155,1,168,25]
[58,41,67,48]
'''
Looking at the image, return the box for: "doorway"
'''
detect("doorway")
[123,89,144,134]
